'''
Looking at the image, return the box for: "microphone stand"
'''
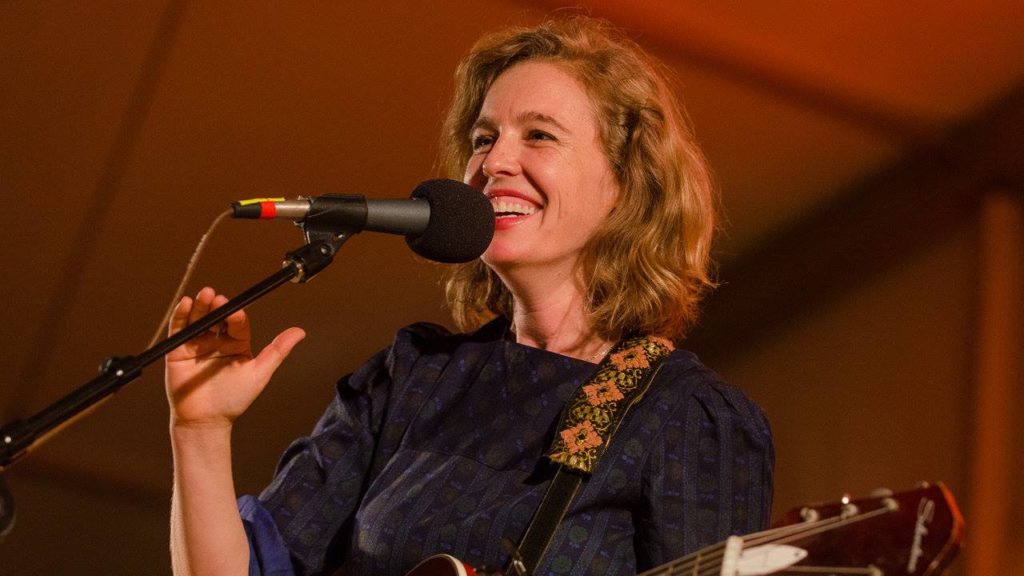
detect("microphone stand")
[0,225,352,538]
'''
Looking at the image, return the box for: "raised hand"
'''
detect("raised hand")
[164,287,305,430]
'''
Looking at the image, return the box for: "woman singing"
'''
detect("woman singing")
[166,15,773,576]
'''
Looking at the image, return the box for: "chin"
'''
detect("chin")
[481,245,523,270]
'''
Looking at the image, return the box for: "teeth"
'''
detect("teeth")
[492,201,538,216]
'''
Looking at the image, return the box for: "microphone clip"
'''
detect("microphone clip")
[299,194,369,238]
[285,233,349,283]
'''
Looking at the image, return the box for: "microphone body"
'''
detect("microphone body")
[231,179,494,263]
[234,196,432,236]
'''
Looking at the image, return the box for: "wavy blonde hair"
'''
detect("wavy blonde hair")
[442,16,716,342]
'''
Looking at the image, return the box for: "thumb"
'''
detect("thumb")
[252,327,307,384]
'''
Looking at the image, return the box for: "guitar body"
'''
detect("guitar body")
[407,554,478,576]
[406,483,963,576]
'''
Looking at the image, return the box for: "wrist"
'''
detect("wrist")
[170,418,233,446]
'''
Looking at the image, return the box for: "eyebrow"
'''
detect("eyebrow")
[470,110,571,134]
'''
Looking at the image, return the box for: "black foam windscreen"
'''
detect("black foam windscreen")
[406,179,495,263]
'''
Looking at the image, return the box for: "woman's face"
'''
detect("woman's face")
[464,60,619,277]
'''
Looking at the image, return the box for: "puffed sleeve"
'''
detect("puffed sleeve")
[239,322,453,576]
[634,362,774,569]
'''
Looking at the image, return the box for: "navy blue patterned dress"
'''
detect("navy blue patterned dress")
[239,318,773,576]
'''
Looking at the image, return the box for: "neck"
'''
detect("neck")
[499,268,611,362]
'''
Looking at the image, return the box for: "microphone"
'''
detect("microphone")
[231,179,494,263]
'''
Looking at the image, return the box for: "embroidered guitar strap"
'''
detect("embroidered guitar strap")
[546,335,676,473]
[508,335,675,576]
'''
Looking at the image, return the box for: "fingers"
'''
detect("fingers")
[188,287,217,326]
[169,295,194,336]
[169,287,249,339]
[253,327,306,383]
[217,297,250,342]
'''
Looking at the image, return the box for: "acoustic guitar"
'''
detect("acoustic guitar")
[406,482,963,576]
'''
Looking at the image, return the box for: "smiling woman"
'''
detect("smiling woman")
[443,17,717,347]
[166,15,772,576]
[465,61,620,286]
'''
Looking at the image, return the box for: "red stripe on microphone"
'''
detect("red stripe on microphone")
[260,201,278,219]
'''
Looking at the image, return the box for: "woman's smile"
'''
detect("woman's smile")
[464,61,619,272]
[487,189,542,229]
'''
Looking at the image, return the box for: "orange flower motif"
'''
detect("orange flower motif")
[649,336,676,352]
[610,345,650,370]
[583,381,625,406]
[560,420,603,454]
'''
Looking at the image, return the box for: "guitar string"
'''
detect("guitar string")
[745,506,893,548]
[690,508,893,576]
[771,566,877,574]
[637,505,895,576]
[698,509,891,576]
[637,521,830,576]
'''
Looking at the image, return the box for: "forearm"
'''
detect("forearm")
[170,423,249,576]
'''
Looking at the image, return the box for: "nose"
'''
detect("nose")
[481,136,519,178]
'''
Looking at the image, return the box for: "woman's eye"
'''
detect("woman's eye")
[471,134,494,152]
[528,130,554,141]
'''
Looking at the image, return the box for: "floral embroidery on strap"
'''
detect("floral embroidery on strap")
[560,420,603,454]
[547,335,675,473]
